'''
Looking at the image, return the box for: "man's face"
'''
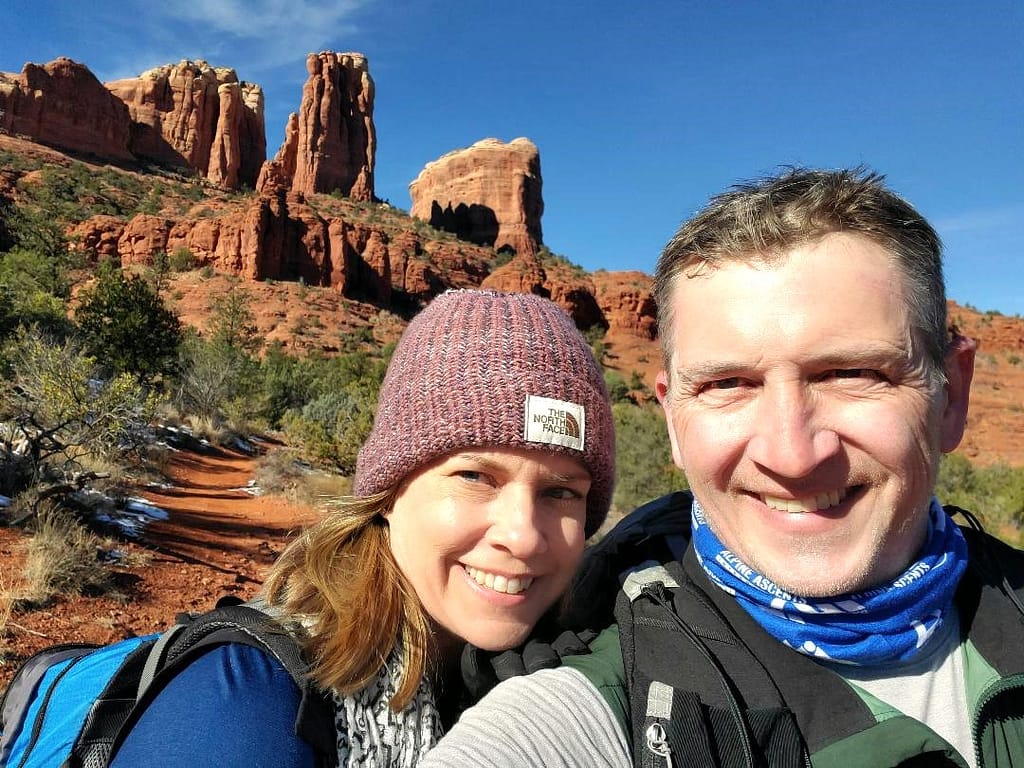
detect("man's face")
[655,232,974,596]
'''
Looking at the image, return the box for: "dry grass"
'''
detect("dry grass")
[0,570,18,666]
[21,505,111,603]
[255,448,351,509]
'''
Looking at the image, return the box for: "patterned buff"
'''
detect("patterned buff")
[691,497,969,665]
[333,643,440,767]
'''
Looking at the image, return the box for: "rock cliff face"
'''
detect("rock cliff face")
[0,58,133,161]
[0,58,265,189]
[69,194,492,305]
[409,137,543,258]
[106,61,266,189]
[482,254,656,341]
[68,199,656,346]
[257,52,375,201]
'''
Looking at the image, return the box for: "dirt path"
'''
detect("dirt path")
[0,446,319,686]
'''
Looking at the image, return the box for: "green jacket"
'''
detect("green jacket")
[564,495,1024,768]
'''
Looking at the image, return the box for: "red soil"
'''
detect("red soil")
[0,447,319,686]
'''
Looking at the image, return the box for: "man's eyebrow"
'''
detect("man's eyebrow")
[671,344,911,383]
[671,361,749,386]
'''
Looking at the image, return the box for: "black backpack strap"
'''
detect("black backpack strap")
[563,491,694,632]
[70,602,337,768]
[617,559,809,768]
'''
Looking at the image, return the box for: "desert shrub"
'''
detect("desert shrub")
[254,344,311,426]
[21,505,111,602]
[611,402,686,516]
[937,453,1024,546]
[604,370,631,404]
[75,264,182,382]
[281,383,376,473]
[0,326,163,499]
[173,324,259,425]
[169,246,196,272]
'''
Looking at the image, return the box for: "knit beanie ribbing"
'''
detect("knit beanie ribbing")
[354,289,614,537]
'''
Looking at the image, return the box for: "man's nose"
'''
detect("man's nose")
[746,384,840,478]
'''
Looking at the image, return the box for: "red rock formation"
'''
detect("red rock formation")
[69,215,125,261]
[106,61,266,189]
[483,253,605,330]
[118,214,172,266]
[72,193,488,306]
[591,270,658,341]
[409,137,544,258]
[0,58,132,161]
[258,52,375,201]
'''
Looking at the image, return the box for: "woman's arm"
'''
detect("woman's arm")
[110,643,318,768]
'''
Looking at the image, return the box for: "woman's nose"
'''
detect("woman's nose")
[485,487,548,557]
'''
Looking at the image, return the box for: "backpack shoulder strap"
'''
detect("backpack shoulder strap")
[71,601,337,768]
[616,559,808,768]
[563,491,694,631]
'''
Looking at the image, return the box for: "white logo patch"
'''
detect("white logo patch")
[524,395,585,452]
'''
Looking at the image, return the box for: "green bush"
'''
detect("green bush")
[936,453,1024,545]
[611,402,686,516]
[75,265,182,383]
[169,246,196,272]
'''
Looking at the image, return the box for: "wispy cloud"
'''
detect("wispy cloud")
[190,0,364,41]
[934,203,1024,236]
[78,0,368,81]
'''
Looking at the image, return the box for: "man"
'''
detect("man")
[420,168,1024,768]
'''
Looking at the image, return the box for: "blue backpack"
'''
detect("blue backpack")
[0,600,337,768]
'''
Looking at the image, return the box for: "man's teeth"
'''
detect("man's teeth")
[762,489,846,513]
[465,566,533,595]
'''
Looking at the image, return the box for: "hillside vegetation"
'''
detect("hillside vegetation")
[0,135,1021,623]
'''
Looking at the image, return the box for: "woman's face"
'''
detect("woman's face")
[386,447,591,651]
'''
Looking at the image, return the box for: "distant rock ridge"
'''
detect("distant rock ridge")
[257,52,375,201]
[409,137,543,258]
[106,60,266,189]
[67,194,656,344]
[0,57,266,190]
[0,58,133,161]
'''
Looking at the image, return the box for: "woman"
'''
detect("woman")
[110,289,614,767]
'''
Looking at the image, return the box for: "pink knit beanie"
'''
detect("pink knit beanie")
[354,289,614,536]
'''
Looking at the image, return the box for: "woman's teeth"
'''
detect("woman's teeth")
[762,488,847,513]
[465,565,533,594]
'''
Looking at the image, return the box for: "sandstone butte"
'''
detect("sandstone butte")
[257,52,375,201]
[106,60,266,190]
[0,53,376,198]
[409,137,543,258]
[0,57,134,161]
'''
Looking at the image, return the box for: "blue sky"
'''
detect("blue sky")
[3,1,1022,314]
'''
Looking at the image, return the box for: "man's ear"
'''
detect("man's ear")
[655,370,685,469]
[940,333,977,453]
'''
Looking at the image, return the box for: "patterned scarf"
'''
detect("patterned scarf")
[691,497,968,665]
[333,645,441,767]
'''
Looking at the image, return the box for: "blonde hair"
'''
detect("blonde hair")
[262,487,432,710]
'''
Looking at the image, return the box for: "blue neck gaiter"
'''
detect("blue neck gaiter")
[691,497,968,665]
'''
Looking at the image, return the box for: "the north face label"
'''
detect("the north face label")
[524,395,585,451]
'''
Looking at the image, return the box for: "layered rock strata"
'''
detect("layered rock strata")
[257,52,375,201]
[70,195,491,305]
[0,58,132,160]
[106,60,266,189]
[409,137,543,258]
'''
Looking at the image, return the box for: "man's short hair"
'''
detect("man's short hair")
[654,167,947,379]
